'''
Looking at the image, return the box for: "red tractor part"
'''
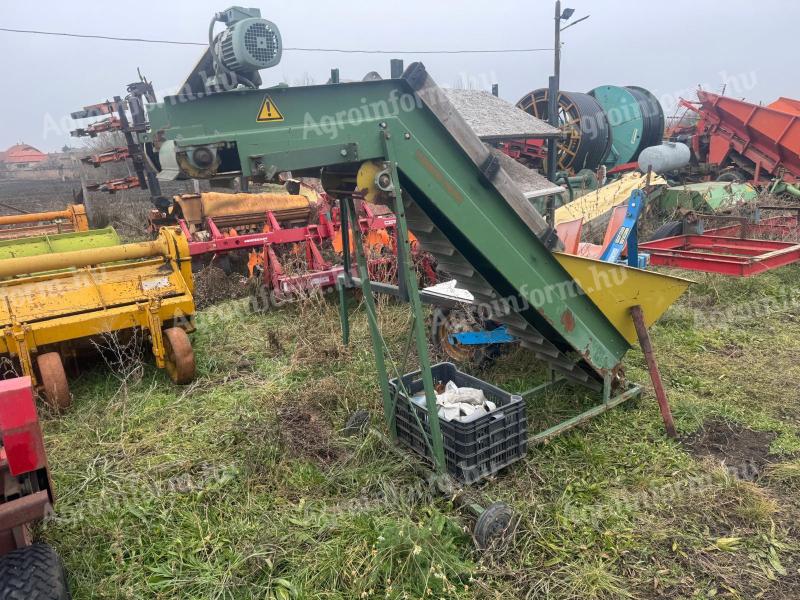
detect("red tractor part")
[495,138,547,169]
[0,377,53,554]
[0,377,70,598]
[681,91,800,183]
[70,100,126,120]
[80,147,131,168]
[70,116,123,138]
[158,187,434,304]
[86,175,141,193]
[769,97,800,116]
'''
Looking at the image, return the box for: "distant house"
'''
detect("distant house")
[0,143,76,181]
[0,143,49,169]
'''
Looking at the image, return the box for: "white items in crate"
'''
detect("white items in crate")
[411,380,497,422]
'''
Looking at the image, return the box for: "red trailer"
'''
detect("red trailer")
[676,91,800,183]
[0,377,69,598]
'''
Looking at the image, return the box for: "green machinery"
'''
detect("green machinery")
[143,6,689,541]
[0,227,120,262]
[658,181,758,213]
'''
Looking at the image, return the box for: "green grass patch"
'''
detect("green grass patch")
[38,267,800,598]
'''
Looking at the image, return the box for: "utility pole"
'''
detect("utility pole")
[545,2,587,224]
[545,1,563,224]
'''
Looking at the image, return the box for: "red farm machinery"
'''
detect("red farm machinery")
[148,182,434,307]
[0,377,69,598]
[671,91,800,185]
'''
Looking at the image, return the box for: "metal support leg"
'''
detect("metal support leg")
[627,223,639,268]
[338,200,353,345]
[345,197,398,440]
[340,199,352,285]
[630,305,677,438]
[528,384,641,444]
[337,274,350,346]
[381,140,447,474]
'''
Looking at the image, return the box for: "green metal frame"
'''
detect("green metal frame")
[337,132,641,473]
[519,372,641,445]
[146,63,647,476]
[338,137,447,472]
[145,73,630,382]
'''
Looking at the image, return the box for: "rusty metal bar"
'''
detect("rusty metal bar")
[630,305,677,438]
[0,491,50,532]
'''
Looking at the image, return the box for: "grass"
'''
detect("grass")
[37,266,800,599]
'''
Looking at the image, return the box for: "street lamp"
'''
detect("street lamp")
[545,1,589,223]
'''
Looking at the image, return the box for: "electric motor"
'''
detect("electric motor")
[214,14,282,72]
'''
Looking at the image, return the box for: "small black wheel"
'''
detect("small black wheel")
[473,502,514,549]
[716,169,748,183]
[343,410,370,437]
[0,543,71,599]
[648,219,683,241]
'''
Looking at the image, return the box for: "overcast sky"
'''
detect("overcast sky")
[1,0,796,152]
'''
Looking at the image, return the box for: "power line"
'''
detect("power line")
[0,27,205,46]
[0,26,552,54]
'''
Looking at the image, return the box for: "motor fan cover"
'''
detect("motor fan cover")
[216,17,282,72]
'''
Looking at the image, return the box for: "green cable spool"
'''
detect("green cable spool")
[588,85,646,167]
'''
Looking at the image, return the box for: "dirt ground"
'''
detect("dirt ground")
[192,265,250,309]
[683,419,778,481]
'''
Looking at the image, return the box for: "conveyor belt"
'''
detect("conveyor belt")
[406,198,598,388]
[145,62,689,388]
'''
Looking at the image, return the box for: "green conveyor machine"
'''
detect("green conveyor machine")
[142,5,689,543]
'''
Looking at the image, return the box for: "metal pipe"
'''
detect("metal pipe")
[0,209,74,226]
[0,237,168,279]
[545,0,562,212]
[390,59,404,79]
[784,182,800,198]
[630,305,677,438]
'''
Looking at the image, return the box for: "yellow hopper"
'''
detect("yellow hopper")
[0,227,196,410]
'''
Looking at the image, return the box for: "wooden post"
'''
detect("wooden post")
[630,305,677,438]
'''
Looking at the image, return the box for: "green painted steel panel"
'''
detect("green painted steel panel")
[146,75,630,377]
[0,227,120,261]
[660,182,758,212]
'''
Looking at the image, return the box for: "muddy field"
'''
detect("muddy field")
[0,178,195,240]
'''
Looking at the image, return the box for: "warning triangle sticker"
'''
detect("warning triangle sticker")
[256,95,284,122]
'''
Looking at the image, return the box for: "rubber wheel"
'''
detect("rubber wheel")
[717,170,748,183]
[648,219,683,241]
[0,543,71,600]
[473,502,514,549]
[163,327,195,385]
[36,353,70,411]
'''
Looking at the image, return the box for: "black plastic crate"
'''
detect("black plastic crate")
[389,362,527,484]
